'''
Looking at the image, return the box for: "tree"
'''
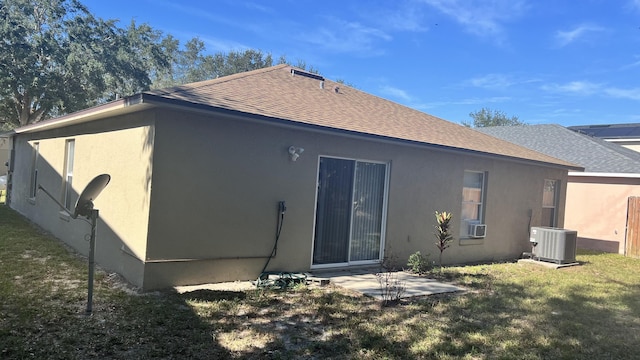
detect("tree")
[156,45,319,87]
[0,0,170,128]
[0,0,322,129]
[462,107,525,128]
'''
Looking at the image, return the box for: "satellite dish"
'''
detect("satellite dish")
[73,174,110,219]
[37,173,111,315]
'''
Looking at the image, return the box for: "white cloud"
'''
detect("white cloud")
[419,0,528,42]
[541,81,640,101]
[620,57,640,70]
[541,81,602,95]
[303,18,392,55]
[379,85,413,102]
[555,24,606,47]
[379,3,429,32]
[605,87,640,100]
[419,96,511,109]
[468,74,515,89]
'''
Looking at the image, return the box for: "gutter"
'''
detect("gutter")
[12,96,147,134]
[9,92,582,172]
[569,171,640,178]
[138,93,583,172]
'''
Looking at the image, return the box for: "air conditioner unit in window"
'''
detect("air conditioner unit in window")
[468,223,487,238]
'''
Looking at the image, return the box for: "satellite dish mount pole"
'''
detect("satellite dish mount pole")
[86,208,98,314]
[37,174,110,316]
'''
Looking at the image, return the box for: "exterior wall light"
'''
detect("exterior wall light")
[288,146,304,161]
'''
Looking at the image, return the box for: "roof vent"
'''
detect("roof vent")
[290,68,324,81]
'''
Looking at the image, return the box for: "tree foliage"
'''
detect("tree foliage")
[0,0,321,129]
[0,0,171,128]
[463,107,526,128]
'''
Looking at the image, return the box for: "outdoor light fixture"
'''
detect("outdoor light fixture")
[288,146,304,161]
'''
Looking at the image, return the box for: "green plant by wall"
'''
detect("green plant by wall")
[407,251,431,274]
[434,211,453,269]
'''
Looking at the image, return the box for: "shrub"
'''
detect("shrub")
[435,211,453,269]
[407,251,431,274]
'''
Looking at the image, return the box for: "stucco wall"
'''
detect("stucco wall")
[143,109,568,289]
[0,136,9,175]
[9,113,155,287]
[608,140,640,153]
[565,175,640,254]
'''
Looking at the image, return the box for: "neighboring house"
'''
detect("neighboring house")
[0,132,10,175]
[478,124,640,256]
[569,123,640,153]
[7,65,579,290]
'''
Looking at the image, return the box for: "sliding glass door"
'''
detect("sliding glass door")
[313,157,388,266]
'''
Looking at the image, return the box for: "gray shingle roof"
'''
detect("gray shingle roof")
[478,124,640,173]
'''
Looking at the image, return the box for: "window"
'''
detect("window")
[63,140,75,210]
[29,142,39,198]
[542,179,558,227]
[313,157,388,266]
[460,171,485,238]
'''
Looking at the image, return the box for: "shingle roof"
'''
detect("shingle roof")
[145,65,577,169]
[478,124,640,173]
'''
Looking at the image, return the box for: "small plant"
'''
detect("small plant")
[407,251,431,274]
[434,211,453,270]
[375,271,406,306]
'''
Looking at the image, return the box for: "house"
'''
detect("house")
[6,65,580,290]
[569,123,640,153]
[0,132,9,175]
[478,124,640,256]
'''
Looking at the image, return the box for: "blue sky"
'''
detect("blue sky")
[83,0,640,126]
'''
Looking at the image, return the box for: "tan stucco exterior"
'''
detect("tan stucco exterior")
[565,175,640,254]
[9,111,155,286]
[9,106,569,290]
[0,135,9,175]
[608,140,640,153]
[139,109,567,289]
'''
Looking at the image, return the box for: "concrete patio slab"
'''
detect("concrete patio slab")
[174,269,465,300]
[308,270,465,300]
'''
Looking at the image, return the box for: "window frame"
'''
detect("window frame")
[460,170,487,240]
[62,139,75,210]
[311,155,390,269]
[29,142,39,200]
[542,179,559,228]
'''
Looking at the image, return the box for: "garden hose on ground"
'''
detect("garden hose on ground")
[256,201,309,289]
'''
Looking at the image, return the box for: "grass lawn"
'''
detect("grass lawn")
[1,205,640,359]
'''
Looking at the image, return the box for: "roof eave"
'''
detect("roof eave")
[9,92,582,171]
[141,93,582,171]
[569,171,640,178]
[12,95,151,134]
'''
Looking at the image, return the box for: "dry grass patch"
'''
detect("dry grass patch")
[2,205,640,359]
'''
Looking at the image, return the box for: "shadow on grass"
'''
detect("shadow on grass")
[0,206,233,359]
[179,289,246,302]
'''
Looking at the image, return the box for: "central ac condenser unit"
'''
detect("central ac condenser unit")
[530,227,577,264]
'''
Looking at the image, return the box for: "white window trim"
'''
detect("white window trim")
[62,139,75,210]
[542,179,559,228]
[460,170,486,241]
[28,142,39,202]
